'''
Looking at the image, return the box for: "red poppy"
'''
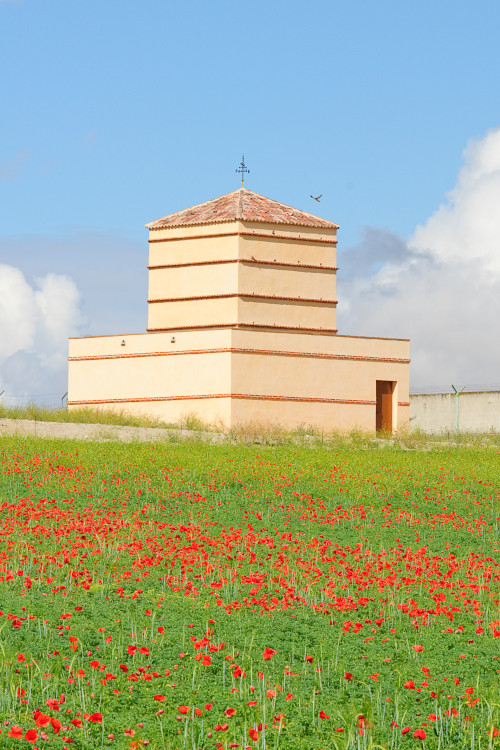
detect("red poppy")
[88,713,103,723]
[154,695,165,701]
[401,727,410,735]
[225,708,236,717]
[24,729,38,742]
[249,728,259,741]
[344,672,353,681]
[319,710,330,719]
[8,726,23,739]
[263,647,277,660]
[178,706,190,714]
[413,729,426,740]
[36,714,51,728]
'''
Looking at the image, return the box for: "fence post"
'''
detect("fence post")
[451,385,465,432]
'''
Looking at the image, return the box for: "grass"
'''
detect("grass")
[1,402,499,448]
[0,403,180,429]
[0,436,499,749]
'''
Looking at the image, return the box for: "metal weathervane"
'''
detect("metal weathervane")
[236,155,250,187]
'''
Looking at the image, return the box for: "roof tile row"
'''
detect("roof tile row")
[146,188,338,230]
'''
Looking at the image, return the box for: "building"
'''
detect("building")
[68,188,410,432]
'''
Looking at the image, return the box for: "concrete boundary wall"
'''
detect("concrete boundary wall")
[410,391,500,432]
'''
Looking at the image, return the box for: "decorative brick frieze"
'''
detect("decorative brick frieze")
[147,293,338,305]
[69,347,410,365]
[68,393,376,406]
[147,258,338,271]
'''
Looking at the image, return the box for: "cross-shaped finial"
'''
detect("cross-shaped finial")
[236,155,250,188]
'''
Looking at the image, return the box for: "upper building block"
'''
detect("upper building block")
[146,188,339,334]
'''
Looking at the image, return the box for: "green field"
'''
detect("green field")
[0,436,499,749]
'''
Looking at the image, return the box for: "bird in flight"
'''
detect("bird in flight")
[310,194,322,202]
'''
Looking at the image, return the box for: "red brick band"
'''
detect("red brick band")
[148,258,338,271]
[148,231,337,245]
[69,347,410,365]
[146,323,338,334]
[68,393,376,406]
[147,293,338,305]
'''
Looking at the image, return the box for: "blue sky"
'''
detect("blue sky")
[1,0,500,400]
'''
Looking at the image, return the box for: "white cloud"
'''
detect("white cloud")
[0,265,84,403]
[338,127,500,389]
[411,128,500,276]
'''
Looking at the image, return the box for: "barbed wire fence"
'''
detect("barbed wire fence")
[0,391,68,409]
[409,384,500,395]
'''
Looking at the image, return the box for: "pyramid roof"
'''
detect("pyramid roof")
[146,188,338,230]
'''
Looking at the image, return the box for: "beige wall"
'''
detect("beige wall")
[69,348,231,402]
[239,262,336,300]
[231,399,375,432]
[231,329,408,431]
[231,352,408,402]
[85,397,233,427]
[231,327,409,360]
[410,391,500,432]
[148,231,239,266]
[148,296,239,330]
[148,262,239,300]
[147,222,338,332]
[239,231,336,267]
[68,328,409,432]
[236,297,337,330]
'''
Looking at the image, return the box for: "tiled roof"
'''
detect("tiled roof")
[146,189,338,230]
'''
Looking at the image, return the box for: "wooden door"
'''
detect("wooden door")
[376,381,394,432]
